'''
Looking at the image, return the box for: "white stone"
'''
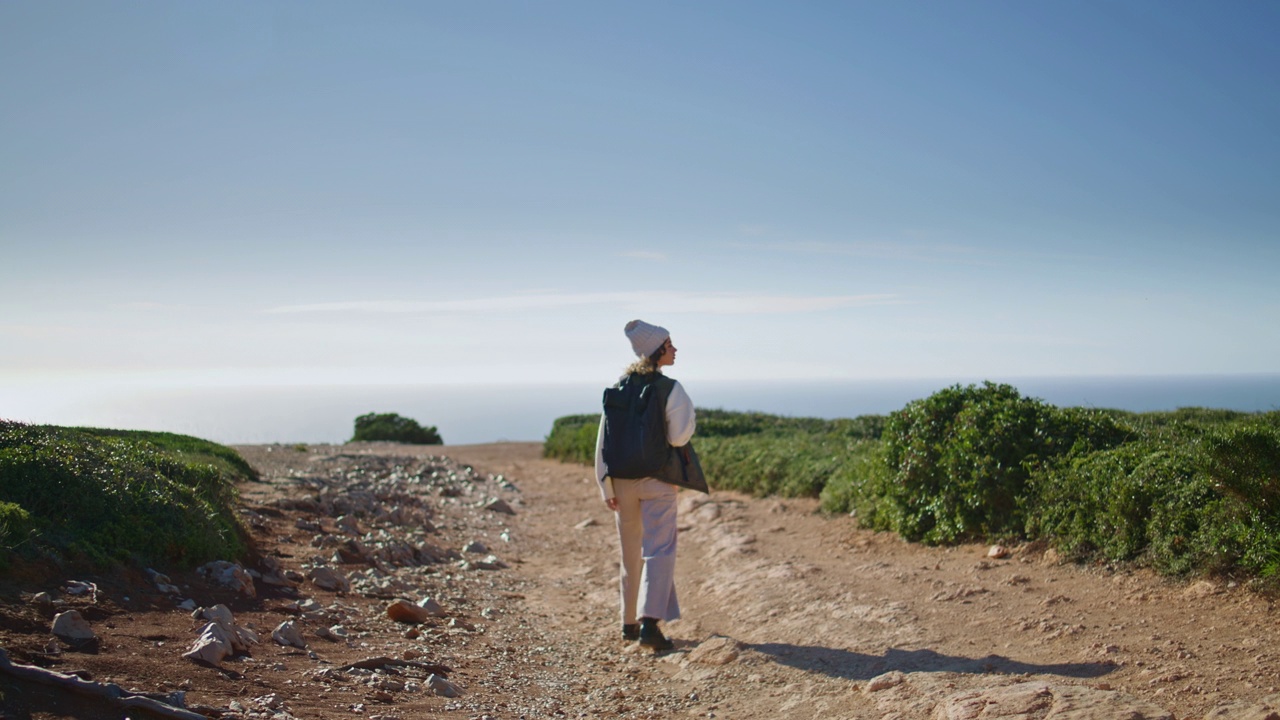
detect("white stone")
[191,604,255,652]
[254,693,288,711]
[196,604,236,628]
[51,610,95,641]
[416,597,446,617]
[272,620,307,649]
[237,626,260,646]
[64,580,96,597]
[427,674,462,698]
[183,621,236,664]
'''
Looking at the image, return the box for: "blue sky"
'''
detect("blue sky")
[3,1,1279,420]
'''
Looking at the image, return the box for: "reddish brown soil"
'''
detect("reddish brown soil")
[2,441,1278,719]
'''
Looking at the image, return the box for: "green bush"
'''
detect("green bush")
[1203,417,1280,519]
[542,407,889,498]
[1029,442,1199,564]
[695,409,885,440]
[698,433,882,498]
[1028,416,1280,578]
[816,441,895,521]
[0,501,35,553]
[542,414,599,465]
[0,422,250,569]
[351,412,443,444]
[881,382,1129,544]
[542,388,1280,584]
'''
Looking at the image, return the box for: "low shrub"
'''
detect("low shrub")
[880,383,1129,544]
[542,407,889,499]
[697,433,834,497]
[0,421,250,569]
[1028,415,1280,578]
[0,501,35,553]
[542,414,599,465]
[541,387,1280,584]
[1029,442,1199,564]
[696,409,885,440]
[817,442,895,521]
[351,413,443,444]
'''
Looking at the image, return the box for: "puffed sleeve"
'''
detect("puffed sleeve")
[665,380,696,447]
[593,414,614,500]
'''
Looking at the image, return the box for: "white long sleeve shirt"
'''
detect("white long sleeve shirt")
[595,379,696,500]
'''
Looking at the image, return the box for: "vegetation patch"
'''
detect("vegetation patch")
[0,421,252,570]
[1029,410,1280,579]
[543,384,1280,583]
[543,406,887,499]
[351,413,443,444]
[876,382,1130,544]
[542,414,599,465]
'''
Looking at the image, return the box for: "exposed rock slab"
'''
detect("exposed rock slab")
[934,681,1174,720]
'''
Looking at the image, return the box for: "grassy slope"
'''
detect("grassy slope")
[0,422,253,570]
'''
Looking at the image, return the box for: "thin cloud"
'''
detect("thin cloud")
[266,292,901,316]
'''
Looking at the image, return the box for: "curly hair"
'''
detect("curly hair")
[623,342,668,376]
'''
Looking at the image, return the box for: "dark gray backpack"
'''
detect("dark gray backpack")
[601,373,675,479]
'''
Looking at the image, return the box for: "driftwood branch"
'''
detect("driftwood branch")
[339,655,451,676]
[0,647,206,720]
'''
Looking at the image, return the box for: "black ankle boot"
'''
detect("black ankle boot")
[638,618,673,651]
[622,623,639,641]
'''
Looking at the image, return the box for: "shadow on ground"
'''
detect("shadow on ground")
[749,643,1116,681]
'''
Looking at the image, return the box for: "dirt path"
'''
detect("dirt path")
[440,443,1280,720]
[3,441,1280,720]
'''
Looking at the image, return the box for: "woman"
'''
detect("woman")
[594,319,695,651]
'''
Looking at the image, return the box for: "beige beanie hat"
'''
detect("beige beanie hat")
[624,319,669,358]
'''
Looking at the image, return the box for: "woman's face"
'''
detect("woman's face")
[657,338,677,367]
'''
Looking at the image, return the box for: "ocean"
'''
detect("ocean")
[4,374,1279,446]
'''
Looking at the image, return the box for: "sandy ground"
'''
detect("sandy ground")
[3,441,1280,720]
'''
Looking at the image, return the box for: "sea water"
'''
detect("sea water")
[4,375,1279,446]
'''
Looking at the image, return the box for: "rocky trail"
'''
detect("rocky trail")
[2,441,1280,719]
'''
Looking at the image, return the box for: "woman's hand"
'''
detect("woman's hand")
[605,498,619,512]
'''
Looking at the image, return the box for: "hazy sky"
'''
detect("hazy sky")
[4,1,1279,406]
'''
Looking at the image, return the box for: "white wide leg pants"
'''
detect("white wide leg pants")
[613,477,680,623]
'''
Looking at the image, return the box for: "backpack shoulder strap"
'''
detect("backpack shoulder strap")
[651,374,676,403]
